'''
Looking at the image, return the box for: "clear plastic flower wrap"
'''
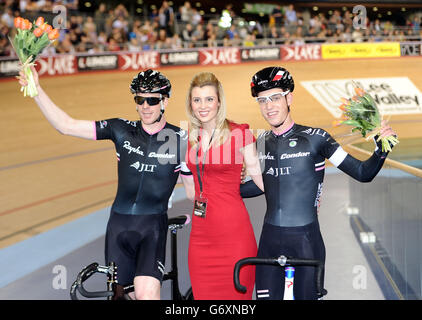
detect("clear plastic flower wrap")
[10,16,60,97]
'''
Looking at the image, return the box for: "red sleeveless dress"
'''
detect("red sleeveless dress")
[187,122,257,300]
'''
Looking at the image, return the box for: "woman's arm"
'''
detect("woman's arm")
[240,142,264,192]
[18,66,96,140]
[181,175,195,201]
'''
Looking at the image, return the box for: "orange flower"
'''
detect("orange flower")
[48,29,60,40]
[21,19,32,30]
[14,17,23,29]
[35,16,45,27]
[340,97,349,105]
[33,27,43,37]
[351,95,359,102]
[339,104,347,112]
[43,24,52,33]
[354,87,365,97]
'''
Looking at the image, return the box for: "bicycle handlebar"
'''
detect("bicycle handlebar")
[70,263,114,300]
[70,215,191,300]
[233,256,327,298]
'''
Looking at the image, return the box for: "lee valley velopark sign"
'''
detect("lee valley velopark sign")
[301,77,422,118]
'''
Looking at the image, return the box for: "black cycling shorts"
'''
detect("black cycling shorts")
[255,220,326,300]
[105,211,168,286]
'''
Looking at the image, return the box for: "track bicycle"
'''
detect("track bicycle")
[70,214,193,300]
[234,255,327,300]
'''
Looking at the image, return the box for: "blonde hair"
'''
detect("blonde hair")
[186,72,231,148]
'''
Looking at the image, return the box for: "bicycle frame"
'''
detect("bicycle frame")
[70,214,192,300]
[162,218,193,300]
[233,255,327,300]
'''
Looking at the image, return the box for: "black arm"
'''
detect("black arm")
[337,137,391,183]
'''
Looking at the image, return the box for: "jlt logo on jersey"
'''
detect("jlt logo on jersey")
[130,161,157,172]
[301,128,327,137]
[266,166,292,177]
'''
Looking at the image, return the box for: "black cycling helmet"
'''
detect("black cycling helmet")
[130,69,172,97]
[250,67,294,97]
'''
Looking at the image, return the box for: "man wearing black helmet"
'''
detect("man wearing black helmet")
[17,67,194,300]
[241,66,397,300]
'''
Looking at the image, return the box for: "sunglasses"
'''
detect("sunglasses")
[134,96,163,106]
[256,91,290,106]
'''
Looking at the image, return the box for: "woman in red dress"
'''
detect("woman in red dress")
[183,72,264,299]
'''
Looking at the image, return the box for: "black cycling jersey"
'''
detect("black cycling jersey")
[95,118,191,215]
[241,123,389,227]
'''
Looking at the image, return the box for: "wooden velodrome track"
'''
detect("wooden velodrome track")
[1,57,422,249]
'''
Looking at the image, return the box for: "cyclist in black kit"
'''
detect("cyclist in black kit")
[240,66,397,300]
[17,67,194,300]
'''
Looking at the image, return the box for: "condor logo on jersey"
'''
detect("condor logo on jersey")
[148,152,176,159]
[280,151,310,160]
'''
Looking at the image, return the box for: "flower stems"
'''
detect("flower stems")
[23,64,38,97]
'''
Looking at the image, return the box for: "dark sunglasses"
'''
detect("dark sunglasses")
[134,96,163,106]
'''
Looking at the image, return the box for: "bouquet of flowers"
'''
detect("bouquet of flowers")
[10,16,60,97]
[333,82,399,152]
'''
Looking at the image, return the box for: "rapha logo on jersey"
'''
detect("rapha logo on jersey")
[119,118,138,127]
[148,152,175,159]
[280,151,310,160]
[266,166,291,177]
[302,128,327,137]
[130,161,157,172]
[258,152,275,161]
[123,141,144,155]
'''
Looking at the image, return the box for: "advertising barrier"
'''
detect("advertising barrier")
[1,42,421,79]
[321,42,401,59]
[199,47,240,66]
[281,44,321,62]
[400,42,422,56]
[77,54,119,72]
[301,77,422,117]
[241,47,281,61]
